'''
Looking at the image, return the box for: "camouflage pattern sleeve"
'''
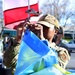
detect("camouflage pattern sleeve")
[50,42,70,69]
[3,43,20,73]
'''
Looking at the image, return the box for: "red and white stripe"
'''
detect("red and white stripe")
[3,0,38,29]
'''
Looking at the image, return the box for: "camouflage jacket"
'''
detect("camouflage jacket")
[3,41,20,74]
[50,42,70,69]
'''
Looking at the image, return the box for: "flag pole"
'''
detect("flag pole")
[28,0,30,19]
[21,0,30,40]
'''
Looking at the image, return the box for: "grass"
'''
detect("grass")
[63,38,72,42]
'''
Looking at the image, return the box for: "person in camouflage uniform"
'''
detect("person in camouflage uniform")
[3,22,26,75]
[51,26,70,69]
[35,14,70,69]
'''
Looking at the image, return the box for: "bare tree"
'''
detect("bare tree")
[39,0,75,26]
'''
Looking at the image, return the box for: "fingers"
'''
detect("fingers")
[25,22,42,31]
[34,24,42,30]
[24,22,45,39]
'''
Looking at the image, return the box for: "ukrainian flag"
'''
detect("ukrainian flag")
[15,30,75,75]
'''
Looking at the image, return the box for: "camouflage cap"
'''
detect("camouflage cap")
[37,14,59,29]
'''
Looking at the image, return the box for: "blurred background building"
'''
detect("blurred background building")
[63,25,75,40]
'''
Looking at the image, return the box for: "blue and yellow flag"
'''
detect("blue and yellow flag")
[15,30,75,75]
